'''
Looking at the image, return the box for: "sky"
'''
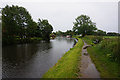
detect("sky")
[0,0,119,33]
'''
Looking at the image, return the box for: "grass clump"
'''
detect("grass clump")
[43,38,84,78]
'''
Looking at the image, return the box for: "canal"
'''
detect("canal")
[2,37,74,78]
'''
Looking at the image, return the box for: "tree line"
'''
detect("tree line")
[2,5,119,45]
[2,5,53,45]
[54,15,119,37]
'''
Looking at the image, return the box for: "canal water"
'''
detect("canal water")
[2,37,74,78]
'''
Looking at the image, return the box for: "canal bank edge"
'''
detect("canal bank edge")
[42,38,84,78]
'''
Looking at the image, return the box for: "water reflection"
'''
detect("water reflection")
[3,43,39,64]
[2,37,74,78]
[56,37,74,43]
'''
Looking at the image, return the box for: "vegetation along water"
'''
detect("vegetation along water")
[1,4,120,78]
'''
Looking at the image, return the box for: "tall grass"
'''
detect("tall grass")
[83,35,120,77]
[83,35,120,62]
[99,38,120,62]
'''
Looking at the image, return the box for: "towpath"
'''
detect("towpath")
[78,40,100,78]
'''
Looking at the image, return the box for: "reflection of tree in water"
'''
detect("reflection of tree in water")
[2,43,39,78]
[2,38,74,78]
[66,38,74,44]
[37,41,52,52]
[3,42,52,65]
[3,43,39,65]
[2,42,52,78]
[55,37,63,41]
[56,37,74,43]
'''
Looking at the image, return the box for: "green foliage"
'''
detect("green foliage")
[88,46,120,78]
[26,21,38,37]
[83,36,119,62]
[83,35,103,45]
[73,15,97,36]
[30,37,42,42]
[99,38,120,62]
[96,30,106,36]
[2,5,37,45]
[2,5,53,45]
[103,36,119,38]
[64,30,74,36]
[107,32,120,36]
[43,38,84,78]
[55,30,65,36]
[37,19,53,41]
[55,30,75,37]
[83,36,120,77]
[50,33,56,39]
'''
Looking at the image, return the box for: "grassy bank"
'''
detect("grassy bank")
[43,38,84,78]
[83,36,120,78]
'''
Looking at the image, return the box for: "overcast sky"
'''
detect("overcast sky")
[0,0,119,32]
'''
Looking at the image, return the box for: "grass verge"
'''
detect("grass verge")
[83,36,120,78]
[43,38,84,78]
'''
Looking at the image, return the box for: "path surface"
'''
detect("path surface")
[78,40,100,78]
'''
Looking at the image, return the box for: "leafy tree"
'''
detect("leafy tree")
[73,15,97,37]
[2,5,37,44]
[38,19,53,41]
[97,30,106,36]
[26,21,37,37]
[55,30,64,36]
[65,30,74,36]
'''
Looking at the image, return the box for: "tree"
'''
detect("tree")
[107,32,119,36]
[97,30,106,36]
[26,21,37,37]
[38,19,53,41]
[55,30,64,36]
[73,15,97,37]
[2,5,37,44]
[65,30,74,36]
